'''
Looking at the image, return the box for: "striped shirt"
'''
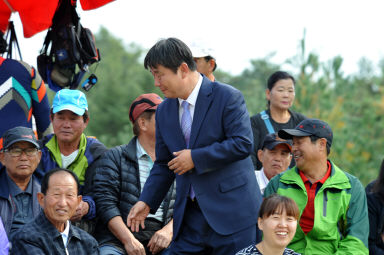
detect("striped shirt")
[136,140,164,222]
[236,244,300,255]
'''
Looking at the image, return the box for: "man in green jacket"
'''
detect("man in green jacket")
[34,89,107,233]
[265,118,368,255]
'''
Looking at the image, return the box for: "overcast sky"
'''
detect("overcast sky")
[13,0,384,76]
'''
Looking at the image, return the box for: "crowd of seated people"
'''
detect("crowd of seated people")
[0,37,381,255]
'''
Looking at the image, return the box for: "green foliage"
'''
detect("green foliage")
[83,27,383,186]
[85,27,159,148]
[234,33,383,186]
[228,55,280,116]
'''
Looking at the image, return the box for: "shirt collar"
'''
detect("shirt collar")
[62,220,70,234]
[37,211,81,240]
[61,220,70,247]
[60,220,71,250]
[136,139,149,160]
[259,168,269,185]
[299,160,332,184]
[178,74,203,107]
[6,173,33,196]
[256,168,269,194]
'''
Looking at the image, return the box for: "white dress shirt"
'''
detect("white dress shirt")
[178,74,203,123]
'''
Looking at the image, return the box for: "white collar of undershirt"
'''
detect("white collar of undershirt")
[256,168,270,194]
[178,74,203,107]
[61,220,70,248]
[61,150,79,168]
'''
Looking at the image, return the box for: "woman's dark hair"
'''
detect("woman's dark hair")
[373,159,384,201]
[267,71,295,91]
[259,194,300,220]
[41,168,80,195]
[144,37,197,73]
[266,71,295,108]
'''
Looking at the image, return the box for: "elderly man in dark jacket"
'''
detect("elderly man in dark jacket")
[12,168,99,255]
[94,93,175,255]
[0,127,42,242]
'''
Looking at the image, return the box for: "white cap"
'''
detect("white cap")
[190,43,215,59]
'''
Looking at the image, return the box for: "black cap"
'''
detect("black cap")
[2,127,39,150]
[278,118,333,148]
[261,133,292,152]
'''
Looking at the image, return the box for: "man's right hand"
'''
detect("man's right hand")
[127,201,150,232]
[124,236,146,255]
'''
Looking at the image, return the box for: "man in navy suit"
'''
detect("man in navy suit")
[128,38,262,255]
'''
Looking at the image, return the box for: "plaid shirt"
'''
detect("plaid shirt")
[11,212,99,254]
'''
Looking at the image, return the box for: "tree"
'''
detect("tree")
[81,27,384,185]
[229,54,280,116]
[85,27,159,147]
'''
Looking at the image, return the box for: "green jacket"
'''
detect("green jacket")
[36,133,107,185]
[265,161,368,255]
[35,133,107,220]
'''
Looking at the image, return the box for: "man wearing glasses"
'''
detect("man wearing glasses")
[0,126,42,243]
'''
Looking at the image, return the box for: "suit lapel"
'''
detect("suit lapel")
[189,77,213,148]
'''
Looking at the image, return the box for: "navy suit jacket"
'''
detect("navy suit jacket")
[140,76,262,238]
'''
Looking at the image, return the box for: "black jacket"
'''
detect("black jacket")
[11,212,99,255]
[366,181,384,254]
[93,137,176,247]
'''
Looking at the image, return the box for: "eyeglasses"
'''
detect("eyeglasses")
[4,147,39,157]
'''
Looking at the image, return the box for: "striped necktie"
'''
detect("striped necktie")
[181,101,192,147]
[181,100,195,199]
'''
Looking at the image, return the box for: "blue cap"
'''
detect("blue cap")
[52,89,88,116]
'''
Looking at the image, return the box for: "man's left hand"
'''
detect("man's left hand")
[71,200,89,221]
[168,149,194,175]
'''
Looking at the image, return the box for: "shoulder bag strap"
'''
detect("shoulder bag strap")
[260,110,275,134]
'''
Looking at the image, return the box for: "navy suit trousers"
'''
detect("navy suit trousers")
[169,199,258,255]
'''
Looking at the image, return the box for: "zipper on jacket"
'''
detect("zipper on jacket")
[323,189,328,217]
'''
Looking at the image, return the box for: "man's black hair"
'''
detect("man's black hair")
[40,168,80,195]
[132,110,155,136]
[50,109,89,123]
[267,71,295,90]
[309,135,330,156]
[204,56,217,72]
[144,38,197,73]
